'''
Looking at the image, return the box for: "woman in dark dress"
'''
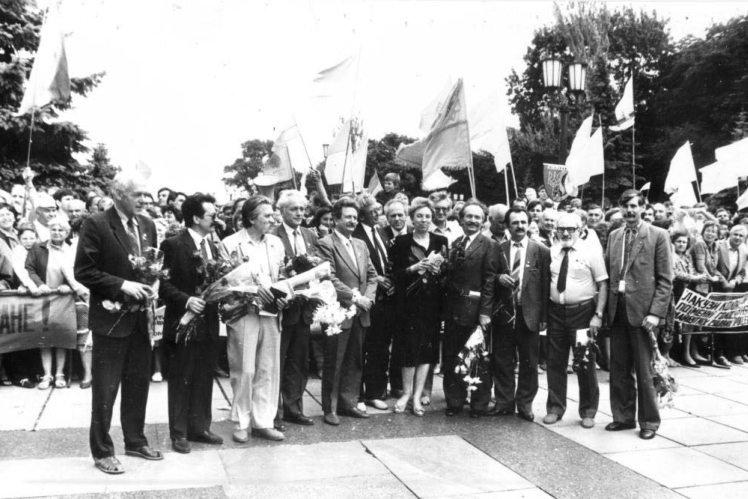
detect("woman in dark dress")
[389,197,447,416]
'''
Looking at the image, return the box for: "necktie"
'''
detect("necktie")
[200,238,209,264]
[621,228,635,275]
[372,229,387,271]
[512,242,522,305]
[293,229,305,256]
[344,238,357,266]
[557,247,571,293]
[126,218,140,256]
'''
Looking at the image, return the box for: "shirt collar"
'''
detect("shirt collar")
[283,222,300,237]
[512,236,528,248]
[187,228,208,248]
[114,205,137,226]
[335,229,352,243]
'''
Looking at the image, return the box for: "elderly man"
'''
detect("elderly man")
[34,194,58,242]
[75,172,161,474]
[538,209,557,248]
[428,191,463,246]
[525,188,538,202]
[712,225,748,367]
[271,190,319,426]
[653,203,668,222]
[353,194,398,410]
[605,189,672,440]
[587,205,604,228]
[484,204,509,244]
[543,213,608,429]
[382,199,410,242]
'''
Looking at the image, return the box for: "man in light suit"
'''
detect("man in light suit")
[316,198,378,426]
[159,193,223,454]
[75,171,162,474]
[493,208,550,422]
[272,190,319,427]
[712,225,748,367]
[443,200,499,418]
[605,189,672,440]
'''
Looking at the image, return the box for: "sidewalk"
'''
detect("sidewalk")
[2,362,748,498]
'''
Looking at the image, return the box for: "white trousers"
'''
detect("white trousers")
[227,313,280,430]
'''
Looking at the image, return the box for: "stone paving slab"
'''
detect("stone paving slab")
[697,441,748,472]
[429,489,553,499]
[223,474,414,499]
[678,376,748,394]
[677,481,748,499]
[655,417,748,446]
[546,423,680,454]
[674,394,748,417]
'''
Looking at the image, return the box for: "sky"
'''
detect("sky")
[43,0,748,200]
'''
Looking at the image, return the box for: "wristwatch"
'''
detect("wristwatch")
[593,312,603,320]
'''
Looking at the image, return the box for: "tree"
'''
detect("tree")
[222,139,273,191]
[84,143,119,195]
[0,0,105,192]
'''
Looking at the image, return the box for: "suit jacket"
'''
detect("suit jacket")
[158,230,219,343]
[352,223,390,276]
[74,207,158,338]
[715,239,748,288]
[605,222,673,326]
[316,232,378,329]
[381,225,413,244]
[271,224,319,326]
[495,238,550,332]
[445,233,499,327]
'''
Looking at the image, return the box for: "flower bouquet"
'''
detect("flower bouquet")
[306,282,358,335]
[454,326,490,392]
[102,247,168,337]
[406,247,447,297]
[572,329,601,373]
[648,329,679,408]
[284,253,323,277]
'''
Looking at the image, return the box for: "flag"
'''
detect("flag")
[312,55,356,98]
[665,142,697,194]
[367,172,382,196]
[562,116,593,196]
[419,79,454,133]
[18,0,70,115]
[263,126,300,182]
[422,170,457,191]
[543,163,570,202]
[469,91,513,173]
[737,189,748,211]
[564,117,604,194]
[715,137,748,177]
[700,162,737,195]
[324,119,367,192]
[396,79,471,183]
[609,75,634,132]
[640,182,652,192]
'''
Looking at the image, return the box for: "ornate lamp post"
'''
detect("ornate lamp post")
[540,53,588,164]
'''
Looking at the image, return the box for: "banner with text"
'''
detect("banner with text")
[543,163,570,202]
[0,292,77,354]
[674,289,748,329]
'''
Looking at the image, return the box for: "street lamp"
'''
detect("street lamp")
[540,53,588,164]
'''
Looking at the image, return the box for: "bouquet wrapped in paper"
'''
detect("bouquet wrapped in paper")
[648,329,678,408]
[303,281,358,335]
[454,326,490,391]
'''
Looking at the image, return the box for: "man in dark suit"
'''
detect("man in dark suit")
[316,198,378,426]
[353,194,397,411]
[605,189,672,440]
[712,225,748,367]
[75,172,162,475]
[159,193,223,454]
[272,189,319,427]
[443,200,499,418]
[493,208,550,422]
[381,199,412,242]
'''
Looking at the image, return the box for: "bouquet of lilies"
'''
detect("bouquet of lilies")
[649,329,679,408]
[309,283,359,336]
[454,326,490,391]
[572,330,601,373]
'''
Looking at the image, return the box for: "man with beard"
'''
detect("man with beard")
[642,205,654,223]
[443,200,499,418]
[493,208,550,422]
[605,189,672,440]
[543,213,607,429]
[67,200,88,242]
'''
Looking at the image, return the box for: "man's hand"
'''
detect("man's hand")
[38,284,52,295]
[410,260,430,274]
[77,289,90,301]
[376,276,393,292]
[57,285,72,294]
[277,297,290,310]
[121,281,153,302]
[479,314,491,329]
[257,286,274,305]
[355,295,373,312]
[186,297,206,314]
[589,314,602,336]
[642,314,660,333]
[498,274,515,288]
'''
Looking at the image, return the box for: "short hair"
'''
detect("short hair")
[619,189,645,207]
[111,171,148,200]
[181,193,216,228]
[716,208,729,216]
[543,199,555,209]
[527,199,542,212]
[241,195,272,228]
[47,216,70,231]
[383,199,406,216]
[355,193,380,217]
[730,224,748,236]
[671,230,690,246]
[488,203,509,221]
[460,199,488,220]
[384,172,400,186]
[504,207,529,225]
[311,206,332,228]
[86,195,100,212]
[570,198,582,208]
[588,204,602,212]
[332,197,359,220]
[175,192,187,200]
[161,204,181,221]
[604,207,621,221]
[540,208,558,222]
[0,202,18,219]
[16,224,36,239]
[701,220,719,236]
[428,191,451,206]
[276,189,308,212]
[537,185,547,193]
[157,187,172,196]
[52,188,75,202]
[557,212,582,228]
[409,197,434,218]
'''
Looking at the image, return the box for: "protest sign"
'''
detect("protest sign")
[0,292,77,354]
[674,289,748,329]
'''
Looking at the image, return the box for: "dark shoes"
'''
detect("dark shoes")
[340,407,370,419]
[469,411,484,419]
[605,422,636,432]
[640,429,656,440]
[188,430,223,445]
[283,413,314,426]
[324,412,340,426]
[490,408,514,416]
[446,407,461,417]
[124,446,163,461]
[172,438,191,454]
[94,456,125,475]
[273,419,287,432]
[517,412,534,422]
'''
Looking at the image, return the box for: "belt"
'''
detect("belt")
[550,298,594,310]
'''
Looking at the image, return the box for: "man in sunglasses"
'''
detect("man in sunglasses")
[543,213,608,430]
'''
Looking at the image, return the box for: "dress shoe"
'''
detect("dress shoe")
[324,412,340,426]
[340,407,370,419]
[469,411,484,419]
[232,429,249,443]
[714,356,732,369]
[283,413,314,426]
[489,408,514,416]
[273,419,287,432]
[213,367,229,378]
[251,428,285,441]
[172,438,191,454]
[639,429,656,440]
[188,430,223,445]
[517,411,534,422]
[730,356,745,365]
[125,446,164,461]
[542,413,561,425]
[605,421,636,432]
[94,456,124,475]
[581,418,595,429]
[743,355,748,363]
[365,399,389,410]
[80,379,92,389]
[445,407,461,417]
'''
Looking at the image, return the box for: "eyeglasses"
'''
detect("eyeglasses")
[434,207,450,212]
[557,227,578,234]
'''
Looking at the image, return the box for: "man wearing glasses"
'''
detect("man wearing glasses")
[428,191,463,247]
[543,213,608,429]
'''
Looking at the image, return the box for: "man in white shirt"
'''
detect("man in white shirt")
[382,199,411,242]
[428,191,463,247]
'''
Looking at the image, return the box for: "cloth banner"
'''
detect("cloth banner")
[0,292,77,354]
[543,163,570,202]
[675,289,748,329]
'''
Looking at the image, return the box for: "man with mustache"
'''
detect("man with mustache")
[543,213,608,429]
[493,208,550,422]
[605,189,672,440]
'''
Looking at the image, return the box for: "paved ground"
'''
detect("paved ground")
[3,360,748,498]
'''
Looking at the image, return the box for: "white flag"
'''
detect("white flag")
[264,125,300,182]
[640,182,652,192]
[609,76,634,132]
[715,137,748,177]
[324,119,367,191]
[562,116,594,196]
[700,161,737,195]
[18,0,70,115]
[312,55,356,98]
[469,92,513,173]
[422,169,457,191]
[367,172,382,196]
[737,189,748,211]
[665,141,697,195]
[565,119,604,193]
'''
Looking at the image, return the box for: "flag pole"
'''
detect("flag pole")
[509,161,519,199]
[292,116,315,171]
[632,123,636,189]
[288,150,298,190]
[503,166,510,204]
[462,80,476,199]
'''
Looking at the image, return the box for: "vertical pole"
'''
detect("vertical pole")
[632,124,636,189]
[503,166,510,204]
[559,108,569,164]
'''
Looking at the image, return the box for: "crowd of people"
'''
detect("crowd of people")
[1,168,746,475]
